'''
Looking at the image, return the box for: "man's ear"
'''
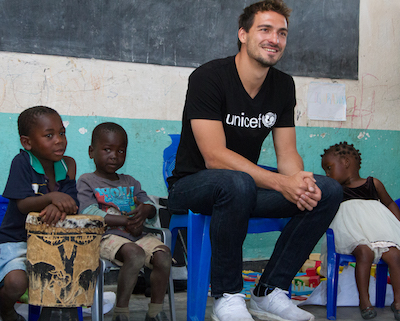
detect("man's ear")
[238,28,247,47]
[88,145,94,159]
[20,136,31,150]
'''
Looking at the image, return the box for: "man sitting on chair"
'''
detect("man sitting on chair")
[167,1,342,320]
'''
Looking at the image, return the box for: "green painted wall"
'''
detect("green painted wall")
[1,113,399,260]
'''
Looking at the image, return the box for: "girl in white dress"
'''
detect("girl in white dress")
[321,142,400,320]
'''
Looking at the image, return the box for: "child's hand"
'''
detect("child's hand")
[47,192,78,215]
[39,204,66,226]
[125,223,143,237]
[126,197,155,230]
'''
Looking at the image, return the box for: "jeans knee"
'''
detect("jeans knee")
[215,171,257,208]
[317,175,343,204]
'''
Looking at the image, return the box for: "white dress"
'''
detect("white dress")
[326,199,400,263]
[321,177,400,273]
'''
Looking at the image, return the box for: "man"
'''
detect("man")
[167,1,342,320]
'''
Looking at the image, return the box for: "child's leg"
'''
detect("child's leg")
[100,235,146,321]
[381,247,400,308]
[149,245,171,304]
[136,234,171,318]
[114,242,146,308]
[352,244,374,310]
[0,270,28,321]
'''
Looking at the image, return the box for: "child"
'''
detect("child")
[77,122,171,321]
[321,141,400,320]
[0,106,79,321]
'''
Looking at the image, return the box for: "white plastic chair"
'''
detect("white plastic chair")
[91,225,176,321]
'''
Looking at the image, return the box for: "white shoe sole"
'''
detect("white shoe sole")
[249,308,290,321]
[249,308,315,321]
[212,311,255,321]
[211,313,220,321]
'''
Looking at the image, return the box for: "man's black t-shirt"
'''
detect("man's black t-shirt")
[168,56,296,188]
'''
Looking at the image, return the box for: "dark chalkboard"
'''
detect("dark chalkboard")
[0,0,359,79]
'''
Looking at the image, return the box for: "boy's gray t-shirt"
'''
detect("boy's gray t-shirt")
[77,172,155,241]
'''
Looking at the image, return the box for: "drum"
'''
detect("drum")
[26,212,105,307]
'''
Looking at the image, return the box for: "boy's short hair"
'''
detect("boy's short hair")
[18,106,59,137]
[237,0,292,50]
[91,122,128,147]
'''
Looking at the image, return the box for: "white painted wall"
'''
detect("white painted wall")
[0,0,399,131]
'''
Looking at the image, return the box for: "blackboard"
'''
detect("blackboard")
[0,0,359,79]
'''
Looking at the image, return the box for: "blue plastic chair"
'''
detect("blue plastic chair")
[325,228,389,320]
[164,134,290,321]
[395,198,400,209]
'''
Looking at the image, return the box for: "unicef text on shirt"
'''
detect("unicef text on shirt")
[225,112,277,129]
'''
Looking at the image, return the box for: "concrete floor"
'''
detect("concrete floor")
[99,284,398,321]
[4,286,397,321]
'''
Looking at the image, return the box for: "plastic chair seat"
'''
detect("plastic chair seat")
[325,228,388,320]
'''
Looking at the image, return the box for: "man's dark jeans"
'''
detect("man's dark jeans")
[168,169,342,297]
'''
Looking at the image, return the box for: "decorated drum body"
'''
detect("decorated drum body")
[26,213,105,307]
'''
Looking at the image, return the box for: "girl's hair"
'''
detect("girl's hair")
[91,122,127,147]
[18,106,59,137]
[321,141,362,169]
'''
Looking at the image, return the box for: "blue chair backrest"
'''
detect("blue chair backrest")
[396,198,400,210]
[163,134,181,188]
[0,195,9,225]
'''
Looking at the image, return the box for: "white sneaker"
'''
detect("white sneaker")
[249,288,315,321]
[211,293,255,321]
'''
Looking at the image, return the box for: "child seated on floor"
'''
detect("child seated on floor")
[77,122,171,321]
[321,142,400,320]
[0,106,79,321]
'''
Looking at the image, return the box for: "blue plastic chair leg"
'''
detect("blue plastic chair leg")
[375,262,388,308]
[28,305,83,321]
[28,305,41,321]
[77,307,83,320]
[187,211,212,321]
[326,254,340,320]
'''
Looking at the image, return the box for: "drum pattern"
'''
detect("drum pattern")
[26,214,105,307]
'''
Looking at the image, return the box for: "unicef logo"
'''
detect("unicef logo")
[262,112,277,128]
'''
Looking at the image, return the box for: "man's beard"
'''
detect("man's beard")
[246,43,284,68]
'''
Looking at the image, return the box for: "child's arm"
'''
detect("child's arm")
[374,177,400,220]
[17,192,78,225]
[83,203,140,237]
[63,156,77,180]
[18,156,79,225]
